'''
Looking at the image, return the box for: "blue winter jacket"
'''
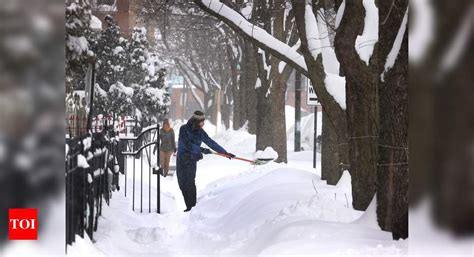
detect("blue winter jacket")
[177,120,226,161]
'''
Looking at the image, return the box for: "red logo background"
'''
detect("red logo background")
[9,208,38,240]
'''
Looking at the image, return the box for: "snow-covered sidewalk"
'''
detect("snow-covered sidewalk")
[68,129,407,256]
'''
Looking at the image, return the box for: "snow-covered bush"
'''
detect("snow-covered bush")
[66,0,95,92]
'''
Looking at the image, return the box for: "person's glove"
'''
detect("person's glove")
[201,148,212,155]
[174,148,177,154]
[199,153,204,160]
[225,152,236,159]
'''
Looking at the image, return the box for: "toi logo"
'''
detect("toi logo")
[9,208,38,240]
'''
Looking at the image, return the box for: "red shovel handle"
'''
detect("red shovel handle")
[213,152,255,164]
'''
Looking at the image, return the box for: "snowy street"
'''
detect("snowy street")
[69,128,407,256]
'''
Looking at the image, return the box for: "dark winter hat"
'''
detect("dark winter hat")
[192,110,205,121]
[189,111,205,130]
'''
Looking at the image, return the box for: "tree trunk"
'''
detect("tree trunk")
[271,74,288,163]
[204,92,214,121]
[254,49,273,152]
[229,44,242,130]
[346,76,378,211]
[245,44,258,134]
[334,0,378,211]
[322,110,343,185]
[239,40,258,134]
[431,0,474,236]
[375,0,408,239]
[232,84,241,130]
[223,93,231,130]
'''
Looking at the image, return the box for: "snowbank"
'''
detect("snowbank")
[255,147,278,160]
[68,129,406,256]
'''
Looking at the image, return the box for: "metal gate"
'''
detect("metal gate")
[120,124,161,213]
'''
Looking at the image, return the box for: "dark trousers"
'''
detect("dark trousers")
[176,154,198,209]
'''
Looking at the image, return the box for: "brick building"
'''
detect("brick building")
[91,0,156,43]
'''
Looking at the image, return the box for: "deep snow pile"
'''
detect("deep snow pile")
[67,127,407,256]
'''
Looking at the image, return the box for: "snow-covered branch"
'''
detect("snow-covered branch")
[193,0,309,77]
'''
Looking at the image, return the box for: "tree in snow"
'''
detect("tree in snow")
[258,0,299,163]
[132,79,171,125]
[66,0,95,93]
[147,2,237,127]
[108,82,135,118]
[192,0,300,163]
[193,0,348,171]
[289,0,349,185]
[127,27,149,86]
[332,0,379,212]
[95,15,129,92]
[124,27,171,126]
[193,0,408,239]
[375,0,408,240]
[91,15,134,119]
[409,0,473,238]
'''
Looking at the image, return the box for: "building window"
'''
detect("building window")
[92,0,117,12]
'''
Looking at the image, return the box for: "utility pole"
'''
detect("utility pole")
[295,71,302,152]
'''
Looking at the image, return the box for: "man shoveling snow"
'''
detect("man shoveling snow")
[177,110,236,212]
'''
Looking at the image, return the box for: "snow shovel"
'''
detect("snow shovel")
[212,152,274,165]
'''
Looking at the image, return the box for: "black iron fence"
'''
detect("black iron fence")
[65,129,121,249]
[65,115,163,251]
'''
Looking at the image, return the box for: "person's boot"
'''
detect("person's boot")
[184,207,192,212]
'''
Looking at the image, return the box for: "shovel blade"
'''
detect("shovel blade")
[254,158,274,165]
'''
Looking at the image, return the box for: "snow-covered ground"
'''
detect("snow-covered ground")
[68,122,408,256]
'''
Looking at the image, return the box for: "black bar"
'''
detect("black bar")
[66,160,71,246]
[88,168,94,241]
[81,163,86,238]
[98,153,103,216]
[313,106,318,169]
[141,152,143,213]
[157,124,160,213]
[124,149,127,197]
[133,153,135,211]
[149,150,151,213]
[295,71,302,152]
[71,161,75,243]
